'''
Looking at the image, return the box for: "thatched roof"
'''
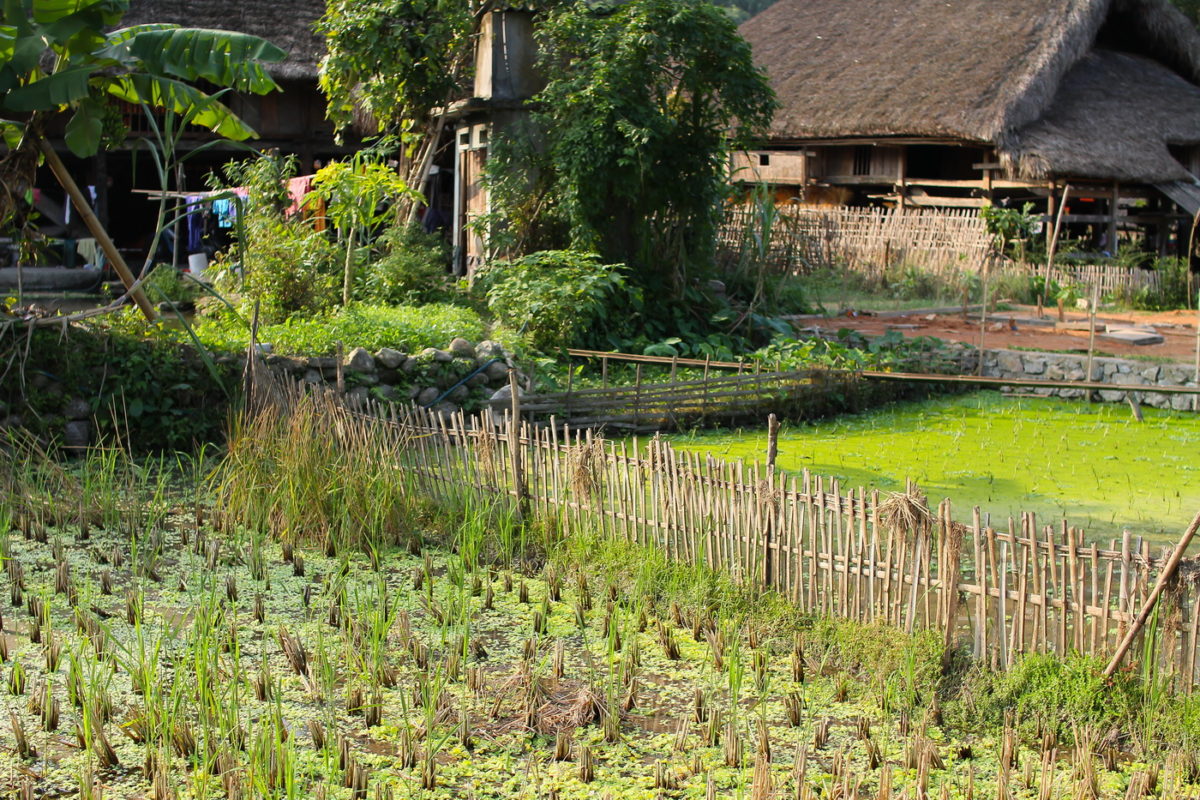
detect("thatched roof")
[740,0,1200,183]
[123,0,326,80]
[1005,50,1200,182]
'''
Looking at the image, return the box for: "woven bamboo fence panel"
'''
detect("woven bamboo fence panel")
[1047,263,1163,299]
[718,205,997,276]
[264,375,1200,688]
[718,204,1167,302]
[501,368,860,432]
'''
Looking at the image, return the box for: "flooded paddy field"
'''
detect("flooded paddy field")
[666,391,1200,545]
[3,505,1197,799]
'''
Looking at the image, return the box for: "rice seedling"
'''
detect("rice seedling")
[2,392,1195,800]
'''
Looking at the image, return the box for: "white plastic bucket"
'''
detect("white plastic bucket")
[187,252,208,277]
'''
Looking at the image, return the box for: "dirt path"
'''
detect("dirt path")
[798,305,1200,363]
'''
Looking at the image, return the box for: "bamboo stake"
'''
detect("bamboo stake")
[1085,284,1099,399]
[1041,183,1071,312]
[1190,209,1199,412]
[766,414,780,472]
[39,139,157,320]
[509,369,526,515]
[1103,509,1200,677]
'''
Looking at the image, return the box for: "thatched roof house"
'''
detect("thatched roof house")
[736,0,1200,237]
[114,0,345,165]
[122,0,326,80]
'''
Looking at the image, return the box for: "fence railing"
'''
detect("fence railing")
[263,373,1200,689]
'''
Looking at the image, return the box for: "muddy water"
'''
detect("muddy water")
[664,390,1200,546]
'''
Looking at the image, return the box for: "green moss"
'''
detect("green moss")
[666,391,1200,544]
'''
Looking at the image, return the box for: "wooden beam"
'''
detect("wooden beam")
[1106,180,1120,255]
[901,194,990,208]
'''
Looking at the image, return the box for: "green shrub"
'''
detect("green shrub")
[224,217,340,322]
[474,250,627,352]
[956,653,1138,743]
[1128,257,1192,310]
[143,264,201,306]
[209,155,341,323]
[357,224,456,306]
[0,319,236,451]
[195,303,486,356]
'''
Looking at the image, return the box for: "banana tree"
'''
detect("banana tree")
[0,0,285,319]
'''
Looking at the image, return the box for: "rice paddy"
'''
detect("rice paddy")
[666,391,1200,543]
[2,388,1199,799]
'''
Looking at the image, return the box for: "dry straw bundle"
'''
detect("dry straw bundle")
[877,487,933,541]
[567,437,605,503]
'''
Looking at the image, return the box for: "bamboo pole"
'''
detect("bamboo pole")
[766,413,780,472]
[39,139,157,320]
[1103,509,1200,677]
[1041,184,1070,313]
[1085,284,1099,398]
[508,369,527,515]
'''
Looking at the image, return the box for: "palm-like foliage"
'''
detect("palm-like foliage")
[0,0,285,156]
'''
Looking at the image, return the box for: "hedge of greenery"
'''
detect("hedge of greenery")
[194,303,486,357]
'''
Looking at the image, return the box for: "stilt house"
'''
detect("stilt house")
[735,0,1200,253]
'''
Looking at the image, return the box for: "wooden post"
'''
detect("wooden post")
[633,364,643,434]
[335,341,345,395]
[1085,284,1099,400]
[1106,181,1120,257]
[39,139,157,321]
[1103,509,1200,677]
[508,368,527,513]
[1185,206,1195,412]
[242,299,261,405]
[173,163,185,271]
[601,356,608,389]
[565,360,574,419]
[1042,184,1070,314]
[766,413,780,472]
[978,258,989,376]
[1192,210,1199,410]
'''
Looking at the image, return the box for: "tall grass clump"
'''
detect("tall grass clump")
[213,387,424,554]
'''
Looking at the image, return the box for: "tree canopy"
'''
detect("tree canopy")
[485,0,775,343]
[318,0,475,139]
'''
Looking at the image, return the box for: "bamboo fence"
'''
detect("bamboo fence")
[718,204,1168,303]
[718,205,996,276]
[1047,262,1163,299]
[265,373,1200,689]
[499,367,861,432]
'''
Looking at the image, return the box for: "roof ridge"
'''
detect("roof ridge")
[992,0,1110,147]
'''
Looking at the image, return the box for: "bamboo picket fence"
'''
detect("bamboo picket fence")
[260,371,1200,690]
[1047,262,1163,299]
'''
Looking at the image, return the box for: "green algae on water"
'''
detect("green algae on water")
[664,391,1200,544]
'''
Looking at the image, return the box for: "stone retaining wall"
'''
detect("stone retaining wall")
[979,349,1199,411]
[261,337,522,419]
